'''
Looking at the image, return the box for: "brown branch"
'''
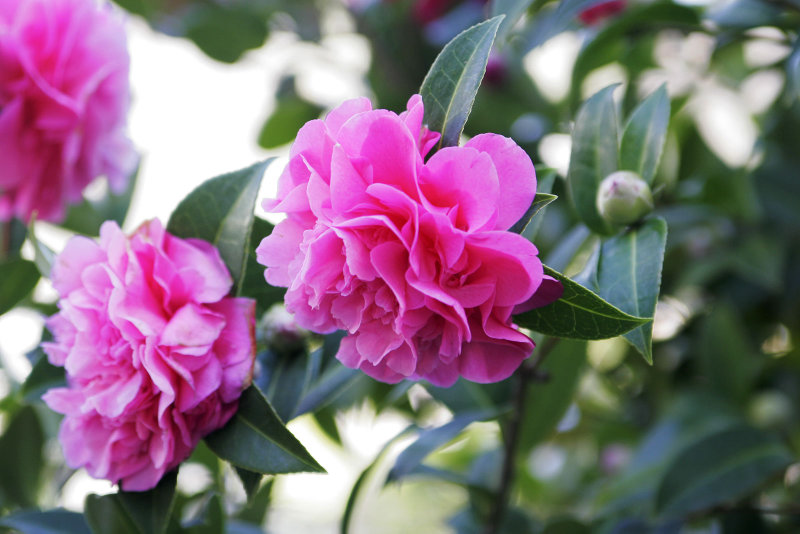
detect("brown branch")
[483,337,559,534]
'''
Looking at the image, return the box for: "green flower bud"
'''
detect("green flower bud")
[596,171,654,225]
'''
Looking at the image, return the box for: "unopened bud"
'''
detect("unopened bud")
[261,304,306,355]
[596,171,654,225]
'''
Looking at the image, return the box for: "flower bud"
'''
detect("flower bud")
[596,171,654,225]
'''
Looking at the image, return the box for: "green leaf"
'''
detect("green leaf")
[787,37,800,101]
[27,219,56,279]
[0,258,40,316]
[420,16,504,150]
[514,265,650,340]
[255,348,308,423]
[85,494,140,534]
[0,405,44,508]
[60,166,139,236]
[387,409,503,483]
[184,492,225,534]
[204,386,324,475]
[0,218,27,259]
[183,5,271,63]
[115,470,178,534]
[0,509,91,534]
[524,0,601,50]
[490,0,535,44]
[708,0,783,29]
[567,84,619,235]
[258,96,323,149]
[240,218,286,315]
[596,217,667,364]
[620,84,670,185]
[167,160,273,293]
[236,477,273,525]
[655,426,793,519]
[522,169,557,242]
[21,349,66,403]
[697,304,761,405]
[509,192,558,235]
[517,340,587,454]
[234,467,263,505]
[341,426,415,534]
[294,364,360,418]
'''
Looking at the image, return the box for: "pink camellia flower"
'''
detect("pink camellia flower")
[578,0,627,25]
[0,0,136,223]
[257,95,561,387]
[42,220,256,491]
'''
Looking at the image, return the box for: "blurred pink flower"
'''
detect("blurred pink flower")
[42,220,255,491]
[257,95,561,387]
[0,0,136,223]
[578,0,627,25]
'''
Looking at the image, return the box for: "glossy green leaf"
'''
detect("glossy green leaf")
[420,16,504,150]
[655,426,792,519]
[514,265,650,340]
[204,386,324,475]
[490,0,534,44]
[596,217,667,363]
[620,84,670,185]
[85,494,140,534]
[0,258,40,316]
[234,468,263,505]
[255,348,308,423]
[518,340,587,454]
[0,509,91,534]
[0,405,44,507]
[167,160,272,293]
[567,84,619,235]
[60,166,139,236]
[240,217,286,315]
[509,192,558,235]
[387,409,503,483]
[522,169,557,241]
[115,470,178,534]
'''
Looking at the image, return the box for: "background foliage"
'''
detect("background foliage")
[2,0,800,532]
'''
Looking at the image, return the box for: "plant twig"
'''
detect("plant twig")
[483,337,560,534]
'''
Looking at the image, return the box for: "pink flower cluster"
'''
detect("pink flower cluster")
[0,0,136,222]
[257,95,560,387]
[43,221,255,491]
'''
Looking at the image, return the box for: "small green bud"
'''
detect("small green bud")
[596,171,654,225]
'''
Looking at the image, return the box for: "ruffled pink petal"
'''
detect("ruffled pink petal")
[465,133,536,231]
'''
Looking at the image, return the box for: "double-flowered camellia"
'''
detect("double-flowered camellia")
[257,95,560,387]
[0,0,136,222]
[43,220,256,491]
